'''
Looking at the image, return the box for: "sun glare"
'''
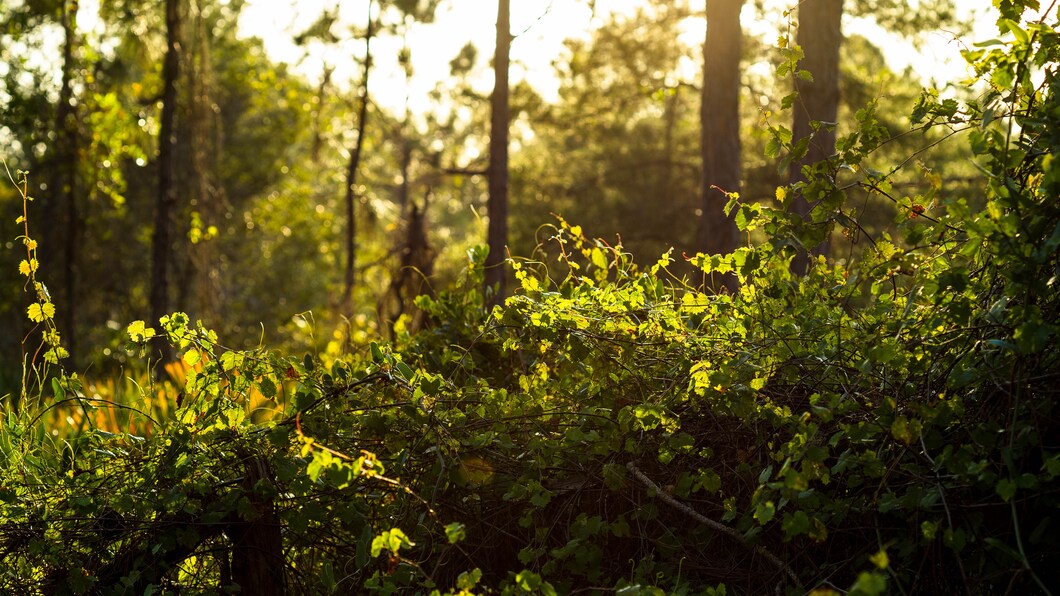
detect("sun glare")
[237,0,996,116]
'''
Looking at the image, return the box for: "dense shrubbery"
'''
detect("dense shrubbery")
[2,4,1059,595]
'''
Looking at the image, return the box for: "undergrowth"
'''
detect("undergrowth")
[1,3,1059,595]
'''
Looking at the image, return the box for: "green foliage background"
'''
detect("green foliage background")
[2,0,1059,594]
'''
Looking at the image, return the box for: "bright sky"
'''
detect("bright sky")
[10,0,1004,118]
[237,0,1000,115]
[237,0,631,113]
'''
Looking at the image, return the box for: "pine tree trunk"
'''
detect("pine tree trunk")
[150,0,182,370]
[341,0,375,316]
[228,456,286,595]
[189,1,222,324]
[697,0,744,291]
[789,0,843,274]
[56,0,80,363]
[485,0,510,306]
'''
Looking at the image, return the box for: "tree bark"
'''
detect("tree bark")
[228,456,286,595]
[340,0,375,316]
[788,0,843,274]
[697,0,744,292]
[311,67,333,163]
[189,0,222,325]
[485,0,510,306]
[150,0,182,370]
[56,0,80,363]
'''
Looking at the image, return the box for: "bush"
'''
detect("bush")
[1,3,1058,594]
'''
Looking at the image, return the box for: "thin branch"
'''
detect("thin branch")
[626,461,798,587]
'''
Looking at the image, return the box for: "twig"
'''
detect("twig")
[626,461,798,587]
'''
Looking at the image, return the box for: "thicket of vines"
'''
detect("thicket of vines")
[2,2,1059,594]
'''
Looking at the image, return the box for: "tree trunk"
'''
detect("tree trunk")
[340,0,375,316]
[150,0,182,370]
[788,0,843,274]
[485,0,510,306]
[228,456,286,595]
[55,0,80,363]
[189,0,222,325]
[697,0,744,292]
[311,67,333,163]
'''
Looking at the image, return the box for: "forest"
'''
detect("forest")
[1,0,1058,593]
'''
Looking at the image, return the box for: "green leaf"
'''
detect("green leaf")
[394,361,415,381]
[455,568,482,590]
[183,349,201,366]
[869,548,889,569]
[921,520,939,540]
[519,271,541,293]
[66,568,96,595]
[591,247,609,270]
[984,537,1024,563]
[371,528,412,557]
[782,510,811,538]
[754,500,776,524]
[996,478,1017,502]
[1014,321,1055,353]
[694,469,722,494]
[849,571,887,596]
[258,376,277,399]
[530,488,554,507]
[445,522,466,544]
[220,351,244,371]
[1002,18,1030,44]
[890,416,921,445]
[1044,455,1060,479]
[514,570,556,594]
[126,320,156,342]
[387,528,412,552]
[603,462,627,491]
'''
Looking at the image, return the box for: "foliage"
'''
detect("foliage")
[2,1,1059,594]
[511,1,701,262]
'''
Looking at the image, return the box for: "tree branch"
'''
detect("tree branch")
[626,461,798,588]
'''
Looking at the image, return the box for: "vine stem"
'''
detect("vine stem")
[626,461,798,588]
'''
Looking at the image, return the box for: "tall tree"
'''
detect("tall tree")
[52,0,81,362]
[697,0,745,288]
[485,0,510,305]
[150,0,183,367]
[788,0,843,273]
[183,0,224,326]
[340,0,375,316]
[785,0,957,273]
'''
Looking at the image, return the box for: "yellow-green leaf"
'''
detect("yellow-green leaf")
[371,528,413,557]
[127,320,156,342]
[870,548,889,569]
[520,272,540,293]
[754,500,776,524]
[44,346,69,364]
[27,302,53,323]
[183,349,201,366]
[591,247,609,270]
